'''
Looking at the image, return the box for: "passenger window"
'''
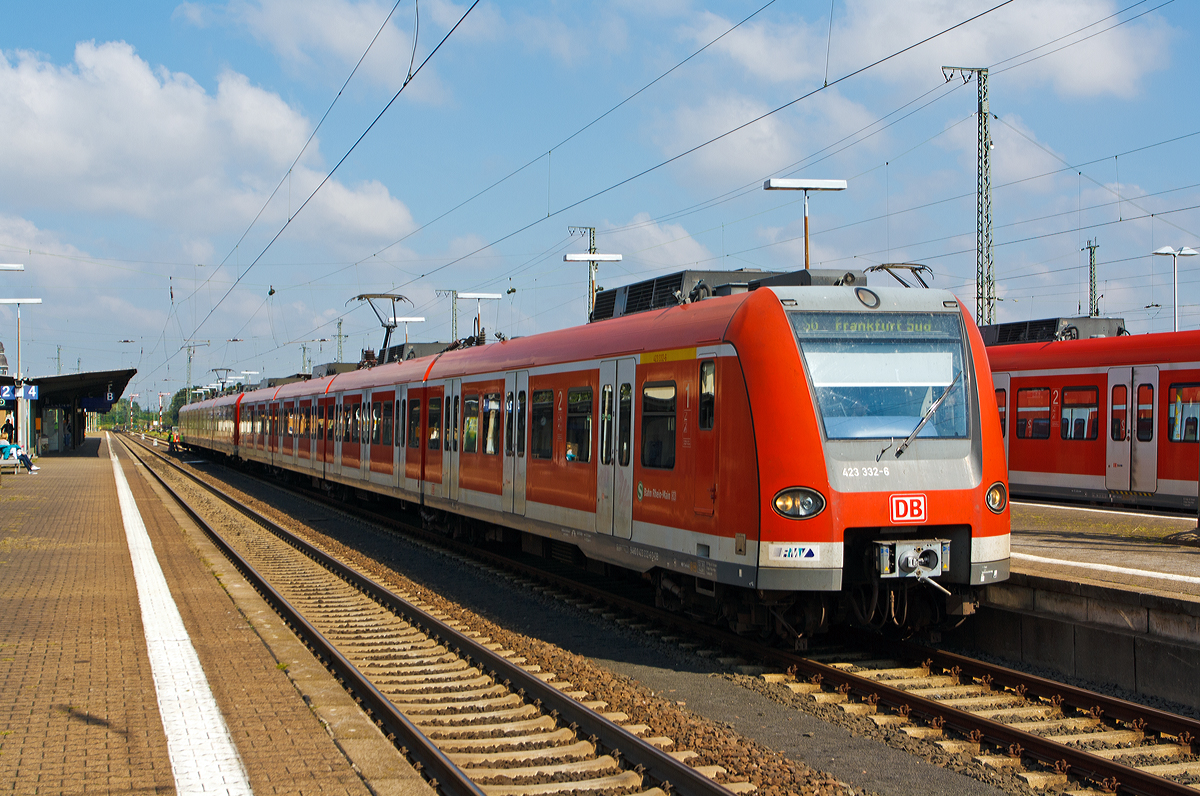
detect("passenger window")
[381,401,393,446]
[1167,383,1200,442]
[1015,388,1050,439]
[407,400,421,449]
[452,395,460,452]
[1137,384,1154,442]
[618,384,632,467]
[398,399,406,447]
[531,390,554,459]
[428,397,442,450]
[995,388,1006,435]
[1110,386,1126,441]
[699,361,715,431]
[462,395,480,453]
[483,393,502,455]
[444,396,453,451]
[371,401,382,445]
[641,382,676,469]
[1060,387,1098,441]
[600,385,614,465]
[567,388,592,463]
[505,392,515,455]
[517,390,527,457]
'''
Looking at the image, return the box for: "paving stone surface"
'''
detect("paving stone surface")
[0,436,419,795]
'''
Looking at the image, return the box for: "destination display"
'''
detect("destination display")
[790,312,961,340]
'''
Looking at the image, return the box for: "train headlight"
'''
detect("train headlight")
[773,488,826,519]
[985,482,1007,514]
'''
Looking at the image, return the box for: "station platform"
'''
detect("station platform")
[0,434,429,795]
[1010,500,1200,602]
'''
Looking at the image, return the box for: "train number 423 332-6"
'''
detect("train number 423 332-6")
[843,466,889,478]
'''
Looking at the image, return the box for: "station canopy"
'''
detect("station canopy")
[32,368,137,412]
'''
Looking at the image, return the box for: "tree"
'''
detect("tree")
[165,387,189,427]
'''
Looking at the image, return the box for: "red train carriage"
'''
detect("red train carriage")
[989,329,1200,511]
[181,277,1010,638]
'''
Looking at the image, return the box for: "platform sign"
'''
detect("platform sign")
[22,385,36,400]
[0,386,11,400]
[0,385,31,399]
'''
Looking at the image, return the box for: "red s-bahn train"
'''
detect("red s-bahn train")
[988,326,1200,511]
[181,273,1011,639]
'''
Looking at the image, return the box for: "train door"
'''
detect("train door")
[503,371,528,515]
[613,358,637,539]
[423,385,444,497]
[596,362,617,533]
[1132,366,1159,493]
[1106,368,1131,491]
[993,373,1010,464]
[694,355,718,516]
[446,379,461,501]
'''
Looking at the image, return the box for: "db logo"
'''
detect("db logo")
[890,493,928,524]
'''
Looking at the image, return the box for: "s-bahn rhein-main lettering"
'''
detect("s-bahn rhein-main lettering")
[181,273,1010,644]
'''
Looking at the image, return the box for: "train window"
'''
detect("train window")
[452,395,460,452]
[641,382,676,469]
[369,401,380,445]
[1060,387,1099,441]
[327,404,336,441]
[483,394,502,455]
[995,389,1006,435]
[618,384,632,467]
[517,390,527,457]
[505,392,515,455]
[407,400,421,449]
[444,396,453,451]
[350,403,361,444]
[1015,388,1050,439]
[463,394,480,453]
[1167,384,1200,442]
[428,397,442,450]
[382,401,393,446]
[699,361,715,431]
[531,390,554,459]
[600,386,614,465]
[1137,384,1154,442]
[398,399,406,447]
[566,388,592,463]
[1110,385,1127,441]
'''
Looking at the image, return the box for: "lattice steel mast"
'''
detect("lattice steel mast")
[943,66,994,324]
[1083,239,1100,317]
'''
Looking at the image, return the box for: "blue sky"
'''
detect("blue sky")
[0,0,1196,402]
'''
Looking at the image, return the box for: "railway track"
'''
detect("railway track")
[116,435,746,796]
[128,436,1200,796]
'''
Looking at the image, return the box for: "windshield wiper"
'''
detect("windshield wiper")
[894,371,961,459]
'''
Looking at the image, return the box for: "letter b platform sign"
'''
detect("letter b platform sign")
[890,493,928,524]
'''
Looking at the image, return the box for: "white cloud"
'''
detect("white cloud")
[0,41,416,247]
[690,1,1171,99]
[604,213,714,274]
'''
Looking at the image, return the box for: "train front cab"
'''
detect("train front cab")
[732,286,1010,632]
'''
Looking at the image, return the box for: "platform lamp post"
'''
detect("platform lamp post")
[0,293,42,451]
[564,252,622,321]
[1153,246,1199,332]
[763,179,847,269]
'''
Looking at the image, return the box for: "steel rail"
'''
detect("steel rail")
[122,435,736,796]
[290,487,1200,796]
[116,436,489,796]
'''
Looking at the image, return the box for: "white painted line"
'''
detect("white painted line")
[1012,551,1200,586]
[107,433,253,795]
[1011,500,1192,522]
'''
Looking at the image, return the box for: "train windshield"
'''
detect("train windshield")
[790,312,969,440]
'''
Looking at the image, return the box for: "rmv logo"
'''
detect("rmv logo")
[890,493,928,524]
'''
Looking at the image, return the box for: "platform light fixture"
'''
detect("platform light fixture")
[565,252,622,321]
[763,178,847,269]
[1153,246,1199,332]
[388,317,425,346]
